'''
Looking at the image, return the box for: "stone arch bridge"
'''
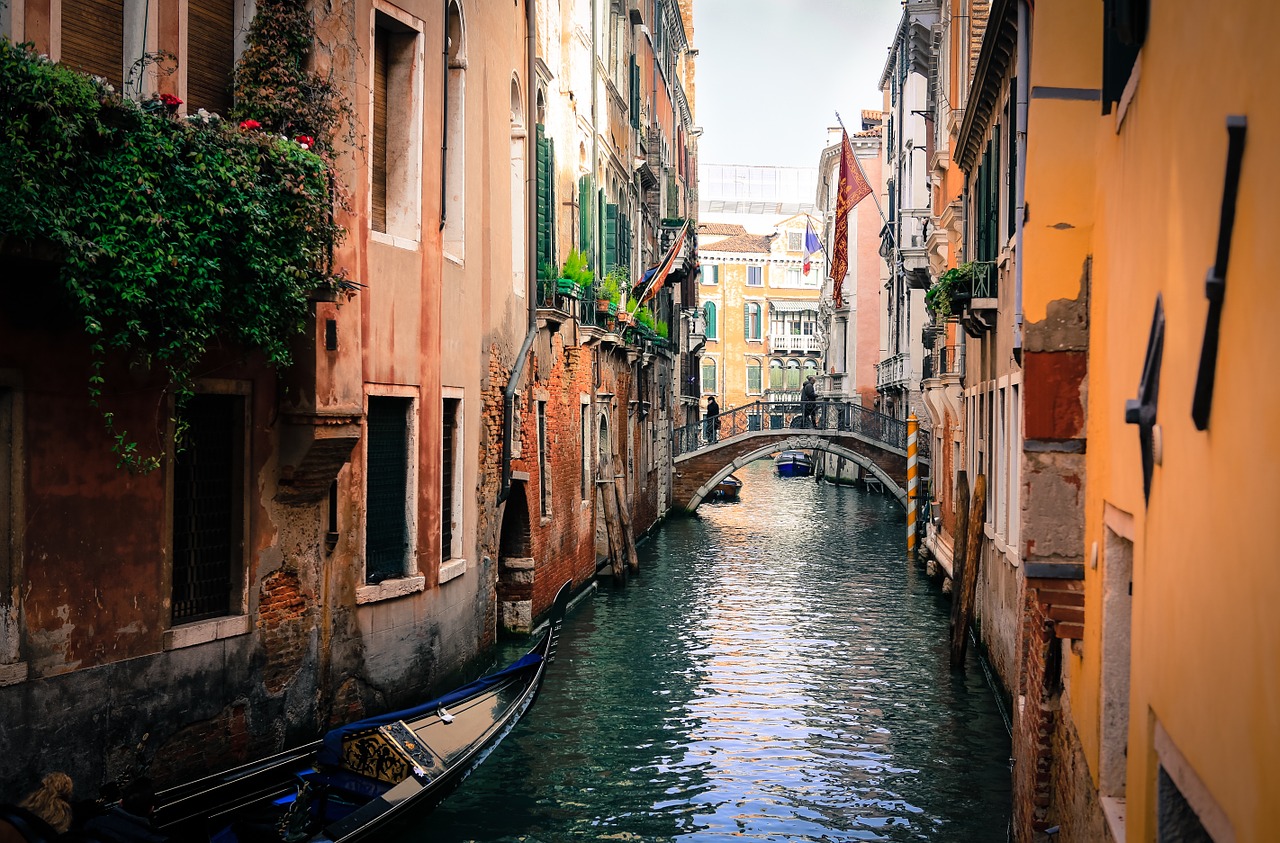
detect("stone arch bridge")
[673,400,922,512]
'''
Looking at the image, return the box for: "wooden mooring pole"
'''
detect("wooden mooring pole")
[950,473,987,669]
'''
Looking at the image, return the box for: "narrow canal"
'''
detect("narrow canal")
[415,458,1011,841]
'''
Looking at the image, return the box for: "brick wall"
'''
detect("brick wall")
[258,568,311,694]
[1013,582,1056,841]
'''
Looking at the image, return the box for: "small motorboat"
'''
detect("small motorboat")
[774,450,813,478]
[711,474,742,500]
[148,581,573,842]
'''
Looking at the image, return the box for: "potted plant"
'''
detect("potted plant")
[597,266,624,315]
[925,262,974,320]
[617,295,639,326]
[557,249,591,298]
[634,306,656,337]
[653,318,670,347]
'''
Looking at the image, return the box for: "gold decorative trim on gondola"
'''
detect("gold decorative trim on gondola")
[342,721,442,784]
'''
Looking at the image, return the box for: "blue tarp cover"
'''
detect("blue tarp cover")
[317,653,542,767]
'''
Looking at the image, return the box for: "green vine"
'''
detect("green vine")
[0,3,349,471]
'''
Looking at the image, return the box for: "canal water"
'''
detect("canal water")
[412,458,1011,842]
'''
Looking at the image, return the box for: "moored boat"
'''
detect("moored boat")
[711,474,742,500]
[774,450,813,478]
[148,581,574,842]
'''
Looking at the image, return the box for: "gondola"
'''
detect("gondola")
[149,580,573,843]
[774,450,813,478]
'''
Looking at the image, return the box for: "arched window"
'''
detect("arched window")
[802,359,819,382]
[701,358,717,394]
[746,358,762,394]
[743,301,762,340]
[703,301,717,339]
[769,359,784,390]
[442,2,466,258]
[510,76,525,297]
[785,359,801,389]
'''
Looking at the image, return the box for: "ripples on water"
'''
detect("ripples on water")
[409,459,1011,842]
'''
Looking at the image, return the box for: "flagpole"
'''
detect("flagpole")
[834,111,890,231]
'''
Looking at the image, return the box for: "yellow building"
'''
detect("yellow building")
[1018,1,1280,840]
[697,215,823,425]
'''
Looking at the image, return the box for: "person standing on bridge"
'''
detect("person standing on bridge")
[802,376,818,428]
[705,395,721,443]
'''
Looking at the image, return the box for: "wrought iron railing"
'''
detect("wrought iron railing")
[674,400,907,458]
[922,344,960,381]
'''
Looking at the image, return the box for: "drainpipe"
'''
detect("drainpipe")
[440,2,449,230]
[1013,0,1029,359]
[498,0,540,505]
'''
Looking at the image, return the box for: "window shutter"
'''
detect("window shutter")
[629,56,640,129]
[548,139,558,268]
[578,176,593,260]
[187,0,235,115]
[605,203,619,269]
[372,31,389,232]
[743,303,750,339]
[990,126,1001,260]
[60,0,124,88]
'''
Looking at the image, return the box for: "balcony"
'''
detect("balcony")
[769,334,820,354]
[876,351,910,390]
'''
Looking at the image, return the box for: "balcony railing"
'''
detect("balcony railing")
[769,334,820,354]
[922,345,961,381]
[876,352,910,389]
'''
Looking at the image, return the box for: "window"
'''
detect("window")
[746,359,762,394]
[702,265,719,285]
[802,359,818,382]
[785,359,801,389]
[60,0,124,88]
[701,358,717,394]
[769,359,784,389]
[747,265,763,286]
[743,301,762,341]
[365,396,413,582]
[535,117,557,273]
[441,396,461,562]
[580,402,591,500]
[172,392,246,622]
[1100,520,1133,802]
[786,231,801,251]
[186,0,236,115]
[511,77,526,297]
[703,301,717,340]
[537,401,550,516]
[442,1,465,256]
[785,268,801,287]
[1101,0,1147,115]
[372,9,423,240]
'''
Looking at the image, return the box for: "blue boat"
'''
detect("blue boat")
[774,450,813,477]
[710,473,742,500]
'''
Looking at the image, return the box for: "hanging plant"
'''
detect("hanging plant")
[0,34,348,471]
[925,262,975,320]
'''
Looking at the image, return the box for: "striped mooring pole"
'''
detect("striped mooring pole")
[906,414,919,562]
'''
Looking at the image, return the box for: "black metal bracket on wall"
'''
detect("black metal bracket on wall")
[1191,115,1247,431]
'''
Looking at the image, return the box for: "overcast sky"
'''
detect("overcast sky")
[692,0,902,168]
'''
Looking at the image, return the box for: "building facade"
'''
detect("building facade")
[0,0,697,798]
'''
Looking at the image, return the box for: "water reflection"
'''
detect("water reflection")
[410,458,1010,842]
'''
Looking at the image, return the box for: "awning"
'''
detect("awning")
[768,299,819,314]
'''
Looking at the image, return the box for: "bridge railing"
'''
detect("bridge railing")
[675,400,907,458]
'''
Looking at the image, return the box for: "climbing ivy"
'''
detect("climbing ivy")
[0,9,349,471]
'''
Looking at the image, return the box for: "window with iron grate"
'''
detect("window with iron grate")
[537,402,550,517]
[172,393,245,623]
[365,396,411,582]
[442,398,459,562]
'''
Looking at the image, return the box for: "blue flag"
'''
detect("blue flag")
[803,219,823,275]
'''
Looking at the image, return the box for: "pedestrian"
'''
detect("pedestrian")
[1,771,74,842]
[801,375,818,428]
[705,395,720,443]
[82,778,169,843]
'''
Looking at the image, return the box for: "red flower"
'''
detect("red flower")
[239,119,262,131]
[159,93,183,107]
[293,135,315,150]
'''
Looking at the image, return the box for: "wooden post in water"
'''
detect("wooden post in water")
[614,473,639,573]
[950,473,987,669]
[948,471,970,633]
[906,415,919,562]
[599,456,626,583]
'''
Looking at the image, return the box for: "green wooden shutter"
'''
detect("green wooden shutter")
[743,303,750,339]
[605,203,619,270]
[990,126,1001,261]
[535,125,550,271]
[578,176,592,259]
[630,57,640,129]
